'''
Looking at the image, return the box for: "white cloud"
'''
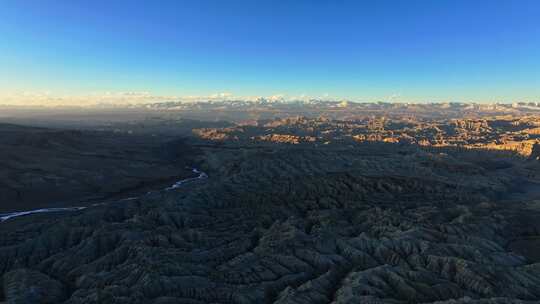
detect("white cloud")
[386,93,401,103]
[0,91,174,107]
[209,92,233,99]
[0,91,347,107]
[267,94,285,102]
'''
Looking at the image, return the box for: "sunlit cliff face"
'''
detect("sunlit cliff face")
[193,116,540,158]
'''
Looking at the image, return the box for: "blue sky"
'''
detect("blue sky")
[1,0,539,102]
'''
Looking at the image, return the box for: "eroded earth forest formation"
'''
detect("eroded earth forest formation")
[2,105,540,303]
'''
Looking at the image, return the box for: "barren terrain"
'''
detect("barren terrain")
[2,104,540,303]
[0,123,197,213]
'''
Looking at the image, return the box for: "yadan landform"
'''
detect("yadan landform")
[1,101,540,303]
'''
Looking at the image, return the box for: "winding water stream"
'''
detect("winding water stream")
[0,168,208,223]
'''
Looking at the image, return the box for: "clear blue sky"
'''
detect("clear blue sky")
[1,0,539,102]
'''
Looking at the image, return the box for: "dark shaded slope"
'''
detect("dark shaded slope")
[0,124,197,213]
[1,144,540,303]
